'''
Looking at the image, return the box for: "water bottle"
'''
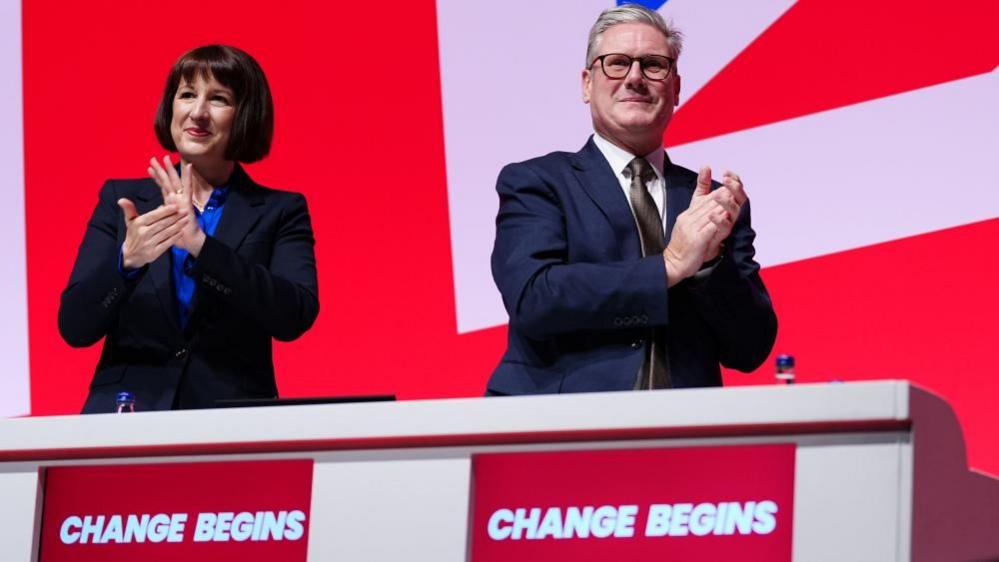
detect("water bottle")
[775,354,795,384]
[115,391,135,413]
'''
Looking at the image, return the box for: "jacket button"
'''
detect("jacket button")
[631,341,642,349]
[175,348,188,359]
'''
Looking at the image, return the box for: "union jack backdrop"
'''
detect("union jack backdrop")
[6,0,998,473]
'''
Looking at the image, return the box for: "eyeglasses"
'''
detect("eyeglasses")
[591,53,676,81]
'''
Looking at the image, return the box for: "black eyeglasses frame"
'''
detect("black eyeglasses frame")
[590,53,676,81]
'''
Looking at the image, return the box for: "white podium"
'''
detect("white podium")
[1,380,996,561]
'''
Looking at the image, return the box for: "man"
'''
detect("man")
[487,4,777,395]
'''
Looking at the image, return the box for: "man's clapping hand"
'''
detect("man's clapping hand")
[662,166,747,287]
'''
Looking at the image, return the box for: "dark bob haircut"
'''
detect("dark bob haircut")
[154,45,273,163]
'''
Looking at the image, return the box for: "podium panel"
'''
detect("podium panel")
[0,381,996,561]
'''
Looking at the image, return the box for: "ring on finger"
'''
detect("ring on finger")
[176,188,184,195]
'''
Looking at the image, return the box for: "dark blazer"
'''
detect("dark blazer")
[59,165,319,413]
[488,137,777,394]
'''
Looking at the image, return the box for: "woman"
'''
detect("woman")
[58,45,319,413]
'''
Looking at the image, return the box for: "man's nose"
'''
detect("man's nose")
[623,60,647,88]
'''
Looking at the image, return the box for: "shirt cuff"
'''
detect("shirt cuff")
[691,245,725,282]
[117,245,144,280]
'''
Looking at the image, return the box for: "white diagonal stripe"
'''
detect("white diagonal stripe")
[668,70,999,267]
[661,0,797,105]
[0,0,29,417]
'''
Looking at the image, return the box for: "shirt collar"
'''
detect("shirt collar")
[592,132,666,182]
[193,185,230,217]
[207,185,230,207]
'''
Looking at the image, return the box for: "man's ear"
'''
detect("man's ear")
[673,73,681,106]
[582,68,592,104]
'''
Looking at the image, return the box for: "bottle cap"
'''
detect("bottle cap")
[116,391,135,402]
[776,354,795,369]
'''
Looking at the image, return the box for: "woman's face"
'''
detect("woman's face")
[170,74,236,164]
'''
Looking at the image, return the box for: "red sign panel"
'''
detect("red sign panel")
[471,444,795,561]
[39,459,313,562]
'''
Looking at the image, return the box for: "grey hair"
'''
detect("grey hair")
[585,4,683,67]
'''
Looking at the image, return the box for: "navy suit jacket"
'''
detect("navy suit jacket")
[59,165,319,413]
[488,137,777,394]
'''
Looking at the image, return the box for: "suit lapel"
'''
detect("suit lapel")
[663,152,694,246]
[211,165,265,251]
[570,137,642,258]
[184,166,265,333]
[133,181,182,334]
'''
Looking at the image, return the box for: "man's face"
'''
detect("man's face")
[582,23,681,149]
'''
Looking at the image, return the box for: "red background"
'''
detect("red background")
[23,0,999,478]
[470,445,795,561]
[25,0,503,411]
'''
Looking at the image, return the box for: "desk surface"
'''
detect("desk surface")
[0,381,915,461]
